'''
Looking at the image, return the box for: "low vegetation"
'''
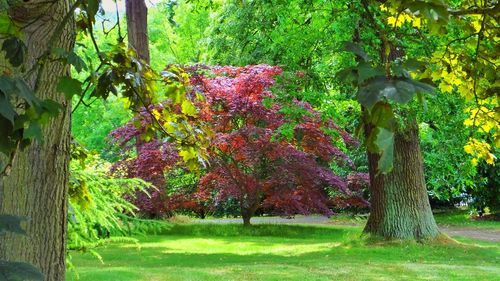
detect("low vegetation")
[67,223,499,281]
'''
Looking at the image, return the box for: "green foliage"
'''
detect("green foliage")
[465,159,500,213]
[0,75,62,174]
[67,153,151,256]
[148,1,214,68]
[72,97,131,160]
[1,37,27,67]
[418,93,477,202]
[381,0,499,164]
[116,215,173,236]
[166,168,198,195]
[1,1,211,176]
[370,127,395,173]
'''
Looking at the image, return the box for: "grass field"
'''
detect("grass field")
[67,223,499,281]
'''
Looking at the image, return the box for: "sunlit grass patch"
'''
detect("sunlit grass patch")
[67,224,499,281]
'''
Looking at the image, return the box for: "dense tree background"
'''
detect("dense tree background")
[0,0,498,279]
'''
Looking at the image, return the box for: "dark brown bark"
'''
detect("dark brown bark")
[363,118,440,240]
[242,212,252,226]
[0,1,74,280]
[126,0,152,153]
[240,199,259,226]
[126,0,150,63]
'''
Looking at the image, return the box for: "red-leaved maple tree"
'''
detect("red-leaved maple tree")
[110,64,367,222]
[192,65,363,225]
[109,106,180,217]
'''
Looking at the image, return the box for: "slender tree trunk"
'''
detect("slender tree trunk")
[126,0,152,157]
[240,199,259,226]
[0,2,74,280]
[126,0,150,63]
[364,118,440,240]
[242,209,253,226]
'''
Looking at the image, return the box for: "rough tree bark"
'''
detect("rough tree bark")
[126,0,151,154]
[240,197,260,226]
[126,0,150,63]
[241,208,254,226]
[363,118,440,240]
[0,1,74,280]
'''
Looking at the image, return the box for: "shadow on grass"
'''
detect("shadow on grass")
[76,233,500,269]
[68,224,500,281]
[154,223,359,238]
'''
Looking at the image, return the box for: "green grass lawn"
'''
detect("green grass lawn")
[67,224,499,281]
[433,209,500,230]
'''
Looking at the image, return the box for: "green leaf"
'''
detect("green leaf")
[23,122,42,142]
[335,67,357,83]
[1,37,27,67]
[87,0,100,22]
[0,261,44,281]
[403,59,426,71]
[341,42,369,62]
[374,128,394,174]
[358,63,384,83]
[392,80,416,103]
[0,14,20,36]
[357,77,393,109]
[181,99,198,117]
[358,77,431,109]
[12,78,38,107]
[0,117,16,155]
[68,52,88,73]
[370,102,394,129]
[40,99,62,117]
[57,77,82,99]
[0,92,16,124]
[0,214,27,235]
[404,78,435,94]
[0,76,16,94]
[179,146,198,162]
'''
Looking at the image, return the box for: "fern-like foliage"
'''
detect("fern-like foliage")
[66,154,151,275]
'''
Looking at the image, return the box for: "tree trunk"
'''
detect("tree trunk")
[0,2,74,280]
[242,210,252,226]
[240,199,258,226]
[126,0,150,63]
[126,0,152,155]
[364,118,440,240]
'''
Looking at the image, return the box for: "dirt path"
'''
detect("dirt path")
[194,215,331,225]
[439,227,500,242]
[194,215,500,242]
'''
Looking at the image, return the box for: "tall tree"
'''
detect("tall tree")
[0,1,207,279]
[193,65,359,225]
[0,1,75,280]
[355,0,498,239]
[353,5,440,239]
[126,0,150,63]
